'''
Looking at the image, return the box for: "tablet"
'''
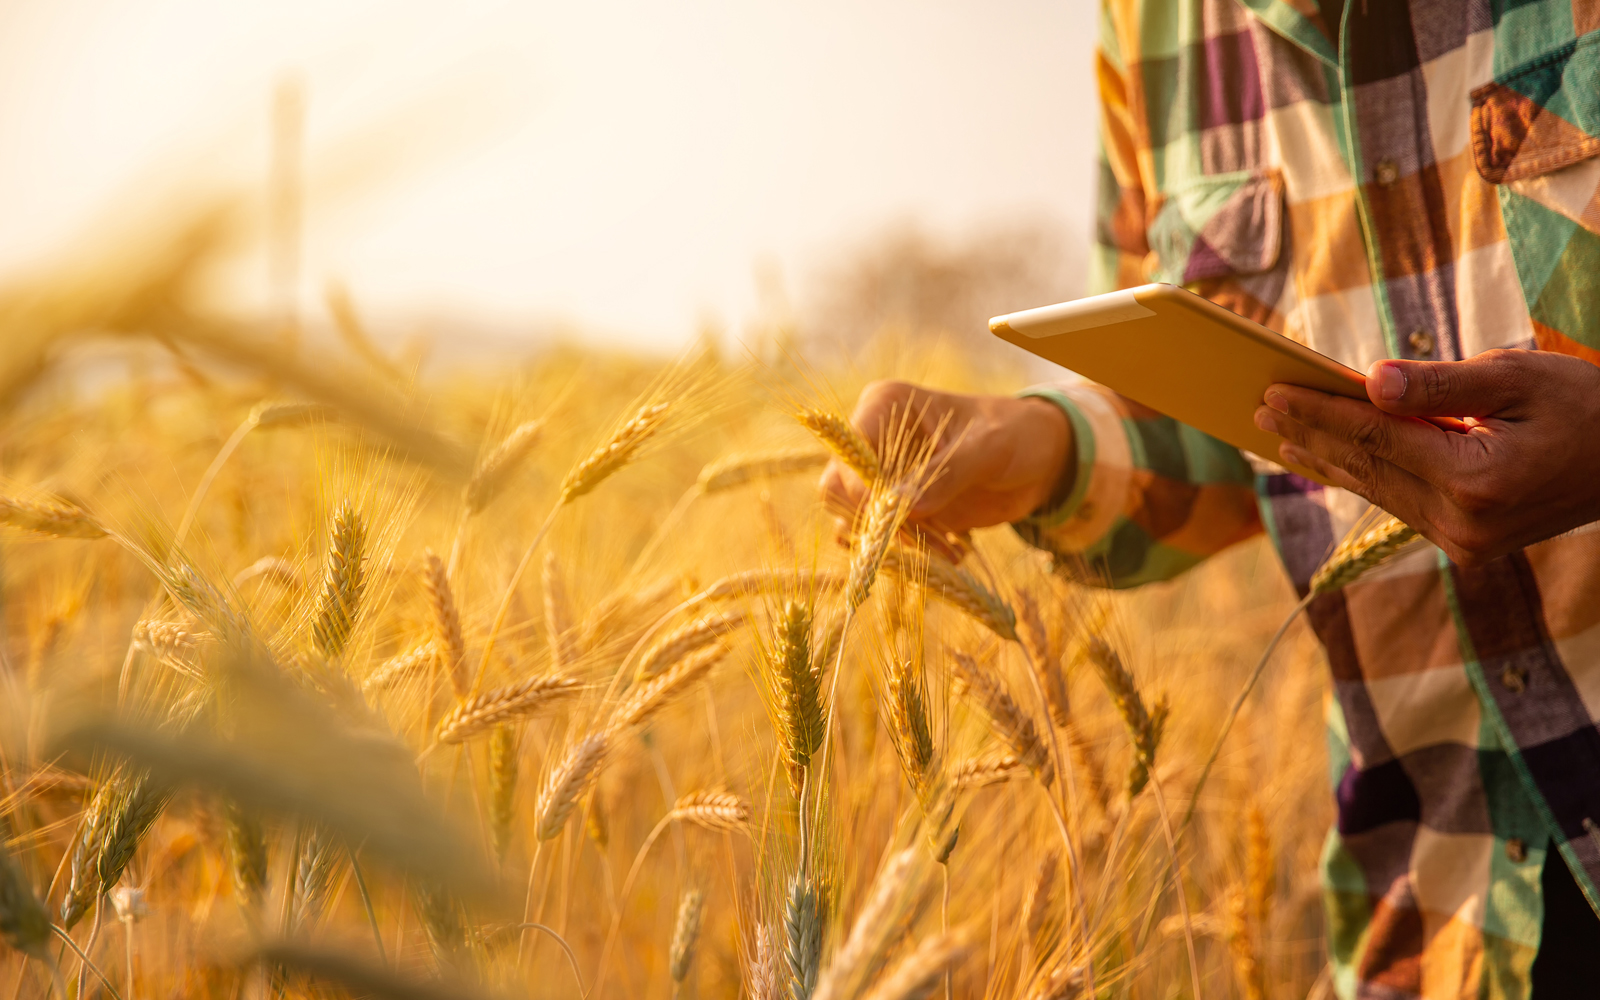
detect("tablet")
[990,283,1375,483]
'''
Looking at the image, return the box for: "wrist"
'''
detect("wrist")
[1016,396,1077,515]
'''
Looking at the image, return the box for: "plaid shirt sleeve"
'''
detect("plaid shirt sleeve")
[1010,8,1261,589]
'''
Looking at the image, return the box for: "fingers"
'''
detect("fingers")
[1255,399,1443,526]
[1260,384,1485,484]
[1364,350,1540,418]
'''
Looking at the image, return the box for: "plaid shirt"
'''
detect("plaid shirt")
[1013,2,1600,997]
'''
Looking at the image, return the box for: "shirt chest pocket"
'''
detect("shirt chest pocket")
[1471,33,1600,358]
[1143,169,1285,287]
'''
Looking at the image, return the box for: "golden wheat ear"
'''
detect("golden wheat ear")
[1310,513,1418,594]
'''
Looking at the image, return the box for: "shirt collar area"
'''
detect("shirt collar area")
[1233,0,1340,67]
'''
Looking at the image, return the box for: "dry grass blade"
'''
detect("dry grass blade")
[312,501,366,660]
[560,401,671,504]
[435,674,583,744]
[465,419,543,513]
[0,494,105,539]
[1310,514,1418,594]
[1085,638,1166,797]
[948,651,1052,787]
[637,611,745,681]
[670,790,750,832]
[797,409,880,485]
[857,931,970,1000]
[611,644,727,732]
[698,448,830,493]
[534,733,610,841]
[669,888,705,983]
[421,551,466,697]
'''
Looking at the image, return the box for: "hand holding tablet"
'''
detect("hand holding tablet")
[989,283,1465,484]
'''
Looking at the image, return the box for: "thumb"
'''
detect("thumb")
[1365,354,1529,418]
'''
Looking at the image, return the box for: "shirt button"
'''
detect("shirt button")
[1375,158,1400,187]
[1506,838,1528,863]
[1408,329,1435,356]
[1502,664,1529,694]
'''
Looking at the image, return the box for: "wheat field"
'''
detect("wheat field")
[0,222,1360,1000]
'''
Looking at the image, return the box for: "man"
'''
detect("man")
[823,3,1600,998]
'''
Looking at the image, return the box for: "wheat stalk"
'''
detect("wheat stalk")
[224,801,268,911]
[1310,514,1417,594]
[611,645,726,732]
[251,400,337,429]
[813,846,921,1000]
[669,888,706,983]
[698,448,830,493]
[884,550,1017,642]
[543,552,579,672]
[311,501,366,660]
[131,619,210,678]
[1022,850,1059,957]
[0,494,105,539]
[685,570,846,611]
[749,924,784,1000]
[231,555,300,590]
[797,409,880,485]
[1246,804,1273,934]
[535,733,610,841]
[362,643,439,693]
[490,725,519,862]
[885,654,935,794]
[96,773,170,895]
[670,790,750,832]
[952,751,1023,792]
[0,836,50,959]
[292,825,339,929]
[421,550,466,697]
[61,779,116,929]
[948,651,1052,787]
[1084,638,1165,797]
[435,674,583,744]
[560,402,671,504]
[1016,591,1069,727]
[637,611,746,681]
[465,419,543,513]
[784,875,823,1000]
[1223,886,1264,1000]
[857,931,970,1000]
[848,487,911,611]
[770,601,825,798]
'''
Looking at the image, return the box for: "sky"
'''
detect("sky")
[0,0,1100,351]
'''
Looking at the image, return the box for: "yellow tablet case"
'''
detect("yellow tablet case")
[989,283,1369,482]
